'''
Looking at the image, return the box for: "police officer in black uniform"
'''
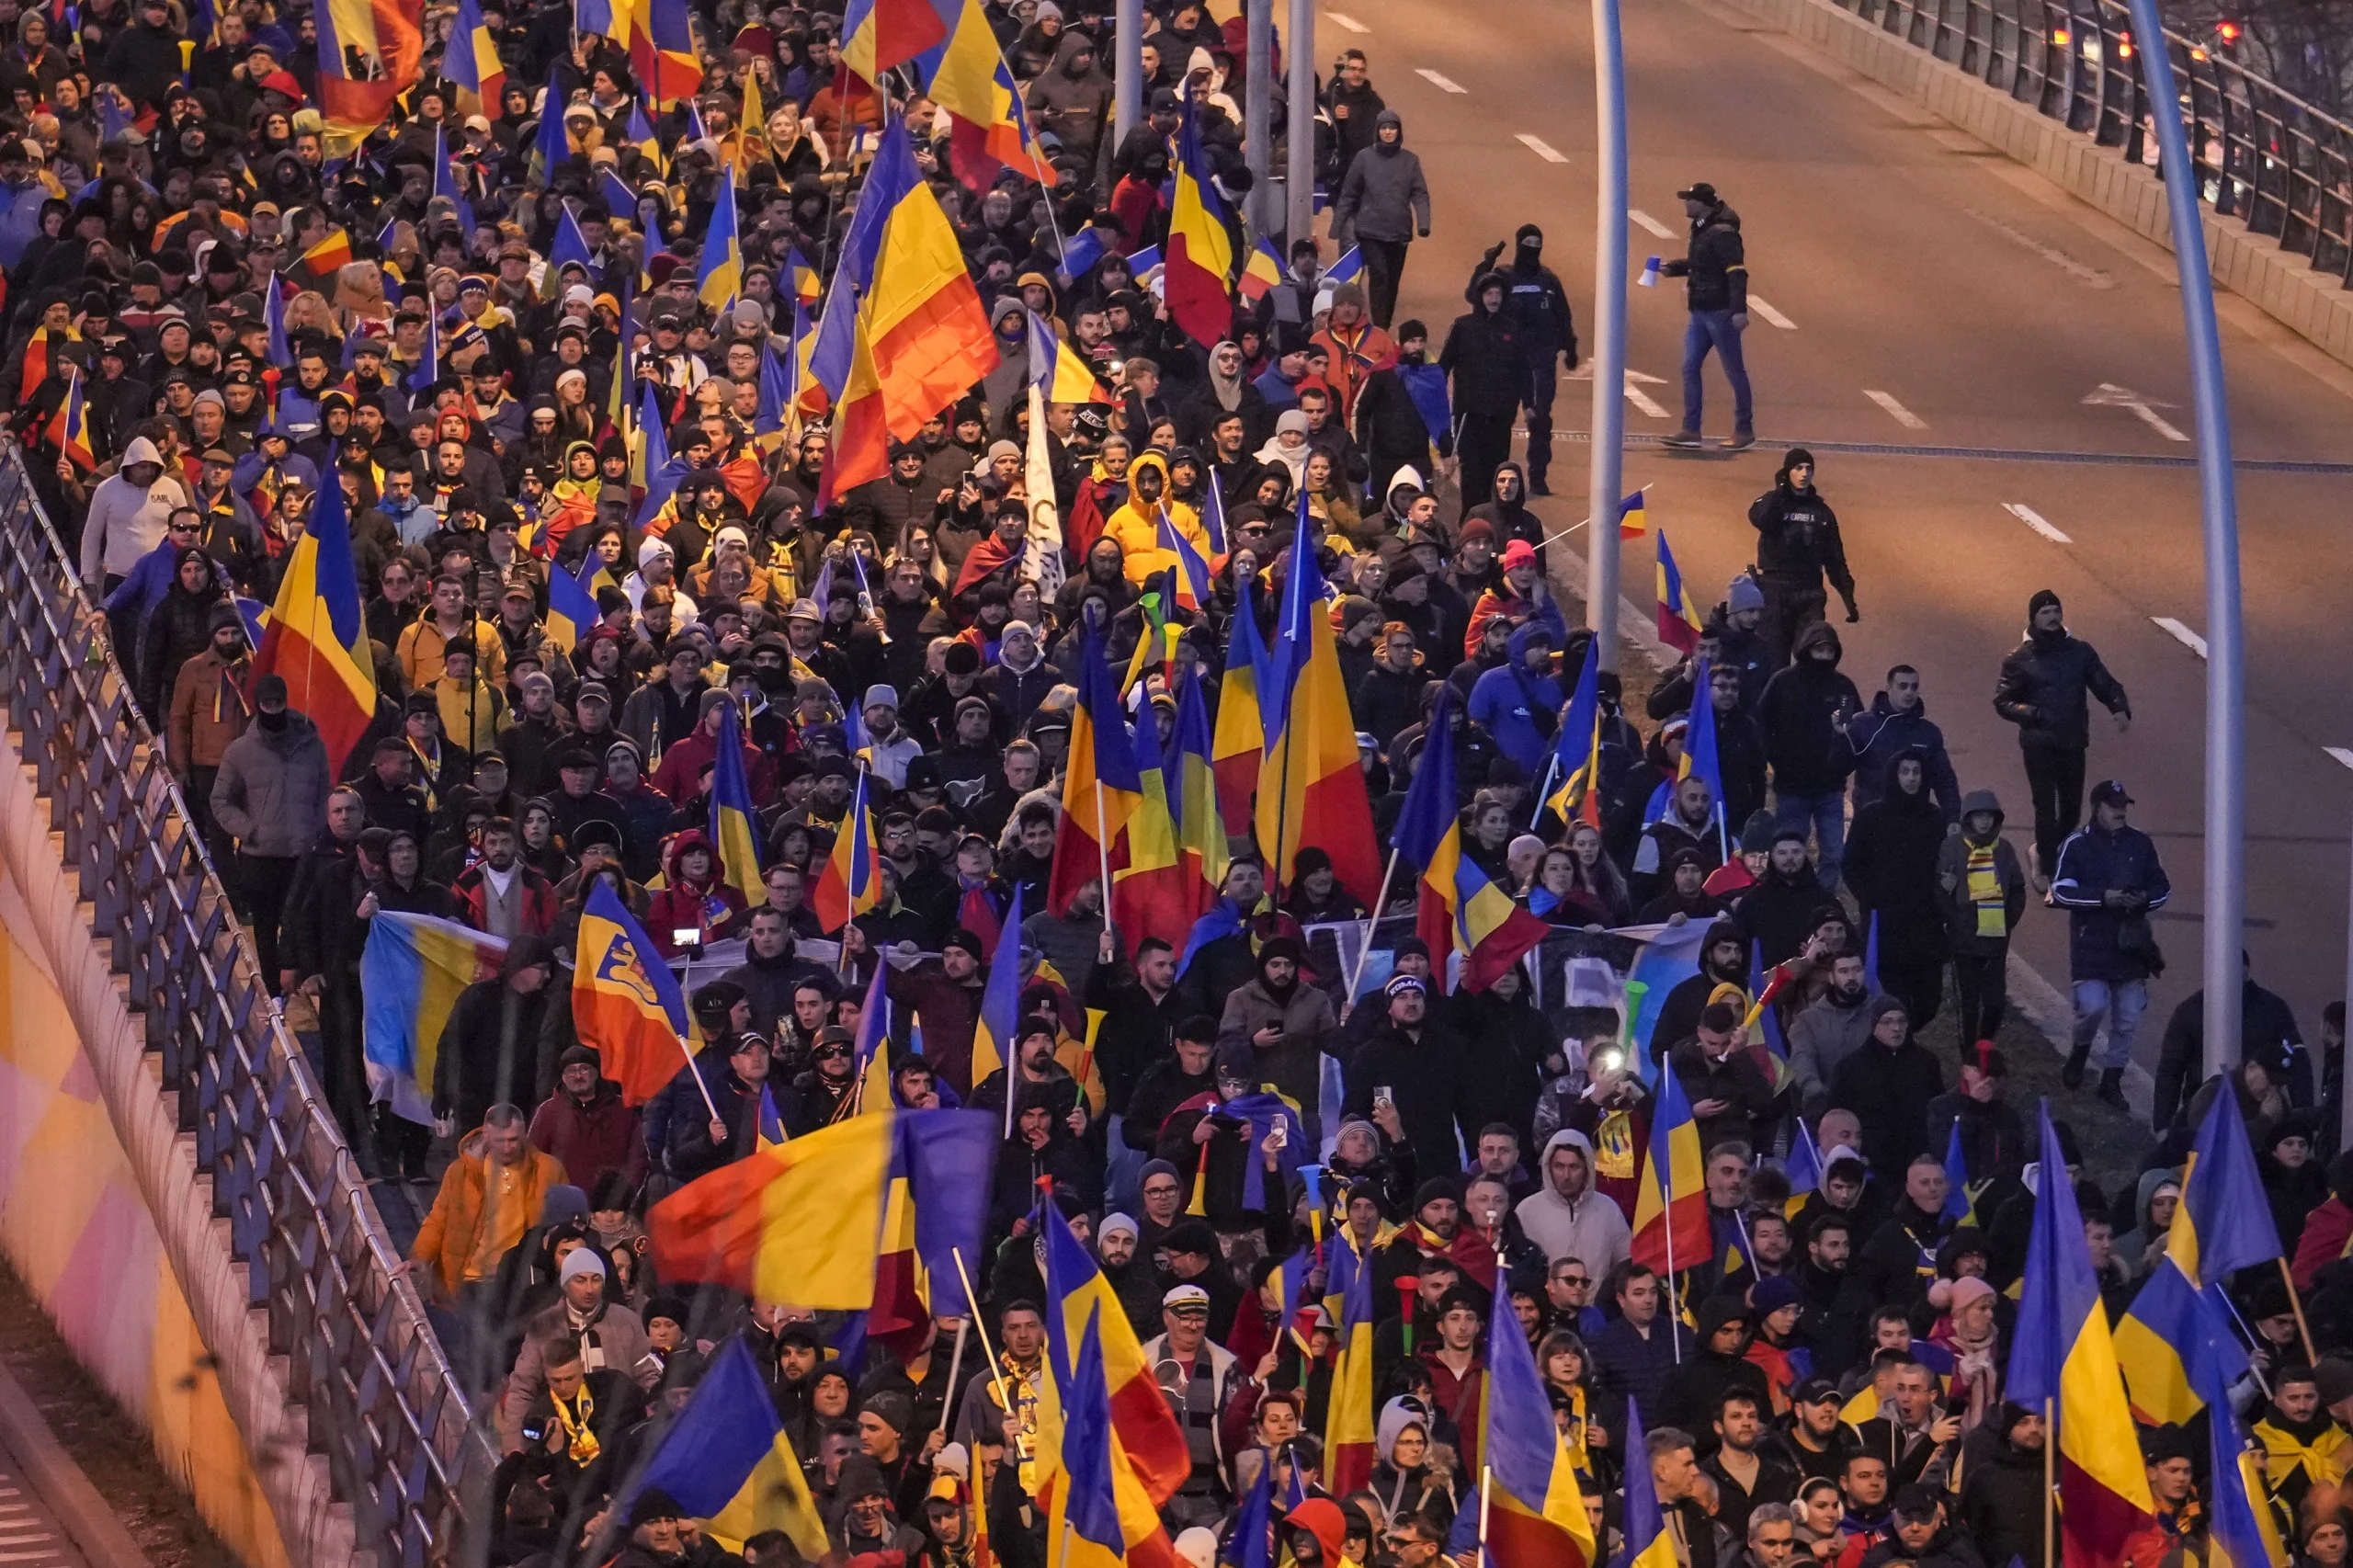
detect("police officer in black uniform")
[1472,223,1577,494]
[1746,447,1858,666]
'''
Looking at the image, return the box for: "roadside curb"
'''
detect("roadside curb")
[0,1357,153,1568]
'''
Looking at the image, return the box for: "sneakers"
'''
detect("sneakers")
[2062,1043,2088,1090]
[2096,1069,2129,1110]
[1663,429,1703,449]
[1727,427,1756,450]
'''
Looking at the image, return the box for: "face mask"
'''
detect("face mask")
[257,708,289,732]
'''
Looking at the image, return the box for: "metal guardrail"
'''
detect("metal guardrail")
[1835,0,2353,285]
[0,450,494,1567]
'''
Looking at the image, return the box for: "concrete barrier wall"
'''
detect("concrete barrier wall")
[0,858,296,1568]
[1717,0,2353,369]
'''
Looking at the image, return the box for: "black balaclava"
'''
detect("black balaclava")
[1514,222,1542,269]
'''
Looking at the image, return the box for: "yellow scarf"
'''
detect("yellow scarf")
[549,1385,599,1466]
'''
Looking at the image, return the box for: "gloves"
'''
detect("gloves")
[1480,240,1506,269]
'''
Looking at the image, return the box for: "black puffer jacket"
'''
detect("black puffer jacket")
[1993,606,2130,749]
[1664,200,1747,313]
[1748,459,1855,597]
[1438,278,1525,416]
[1754,621,1860,797]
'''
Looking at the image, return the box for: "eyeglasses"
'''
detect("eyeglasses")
[1142,1183,1179,1198]
[813,1045,850,1061]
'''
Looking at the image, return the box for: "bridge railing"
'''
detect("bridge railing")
[0,449,494,1567]
[1836,0,2353,285]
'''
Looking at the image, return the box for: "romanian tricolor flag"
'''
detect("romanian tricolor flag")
[1618,485,1651,538]
[1238,236,1283,305]
[696,174,744,313]
[1050,1310,1179,1568]
[1655,526,1703,655]
[315,0,423,155]
[967,881,1025,1112]
[1157,510,1212,611]
[444,0,506,118]
[1617,1408,1681,1568]
[842,0,957,79]
[709,702,764,904]
[46,368,95,472]
[1211,575,1268,832]
[1255,506,1380,903]
[624,1335,829,1559]
[1028,309,1108,403]
[1392,687,1548,992]
[812,766,883,934]
[1095,633,1192,956]
[1783,1116,1824,1218]
[915,0,1055,189]
[2006,1102,2154,1566]
[1038,1201,1189,1507]
[826,119,998,496]
[1459,1281,1596,1566]
[1046,624,1144,917]
[1164,98,1235,347]
[2200,1292,2294,1568]
[783,246,823,307]
[648,1108,996,1309]
[255,456,376,775]
[574,881,694,1104]
[359,912,506,1126]
[1324,1235,1377,1494]
[292,227,356,290]
[1538,634,1603,828]
[543,551,597,653]
[848,959,895,1117]
[626,99,667,175]
[630,0,703,108]
[1165,670,1229,905]
[1630,1053,1711,1277]
[1941,1119,1976,1226]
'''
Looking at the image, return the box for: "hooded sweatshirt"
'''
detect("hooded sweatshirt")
[1512,1129,1632,1278]
[1334,108,1429,244]
[1755,621,1861,796]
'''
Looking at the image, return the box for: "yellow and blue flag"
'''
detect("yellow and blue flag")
[622,1335,828,1558]
[544,550,597,653]
[1784,1115,1824,1218]
[1619,1406,1679,1567]
[1325,1236,1377,1493]
[710,701,763,904]
[1631,1050,1710,1274]
[1539,634,1603,828]
[967,881,1026,1116]
[696,173,743,313]
[2168,1079,2283,1287]
[1165,669,1229,902]
[360,912,506,1126]
[1941,1119,1975,1226]
[1618,485,1651,537]
[1158,508,1213,610]
[1050,1308,1174,1568]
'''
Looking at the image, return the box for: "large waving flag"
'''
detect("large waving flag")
[621,1335,829,1559]
[2007,1102,2154,1565]
[696,173,744,313]
[710,702,764,904]
[1103,642,1192,956]
[1166,670,1230,905]
[967,881,1025,1108]
[255,457,376,775]
[826,119,999,496]
[1450,1282,1596,1566]
[812,766,884,933]
[916,0,1056,188]
[1655,527,1703,655]
[1324,1236,1378,1494]
[1038,1201,1189,1506]
[2197,1288,2293,1568]
[1164,98,1236,347]
[360,913,506,1126]
[1028,309,1108,403]
[315,0,423,154]
[1047,623,1145,917]
[1537,634,1603,828]
[1210,575,1269,831]
[445,0,506,119]
[1050,1310,1180,1568]
[574,881,694,1104]
[1630,1054,1711,1275]
[649,1108,996,1308]
[1255,511,1381,903]
[842,0,957,79]
[1392,688,1548,992]
[631,0,702,108]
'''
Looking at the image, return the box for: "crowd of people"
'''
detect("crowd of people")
[16,0,2353,1564]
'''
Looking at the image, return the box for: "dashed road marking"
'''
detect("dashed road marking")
[1628,209,1677,238]
[2084,382,2190,442]
[2004,503,2072,543]
[2152,617,2208,658]
[1746,295,1797,328]
[1326,10,1370,30]
[1415,69,1465,92]
[1516,133,1570,163]
[1864,390,1927,429]
[2325,747,2353,770]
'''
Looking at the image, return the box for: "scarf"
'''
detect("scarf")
[1205,341,1245,411]
[549,1384,599,1466]
[2257,1409,2353,1491]
[1965,842,2007,937]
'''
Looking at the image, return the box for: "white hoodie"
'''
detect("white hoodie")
[81,435,193,581]
[1512,1128,1632,1278]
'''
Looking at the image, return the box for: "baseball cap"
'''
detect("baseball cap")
[2090,779,2134,807]
[1793,1377,1842,1405]
[1677,181,1719,204]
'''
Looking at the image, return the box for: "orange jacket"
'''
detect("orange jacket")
[410,1130,568,1299]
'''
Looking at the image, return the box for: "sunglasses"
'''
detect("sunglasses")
[813,1045,850,1061]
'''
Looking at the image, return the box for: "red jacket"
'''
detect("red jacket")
[527,1085,645,1199]
[2292,1195,2353,1290]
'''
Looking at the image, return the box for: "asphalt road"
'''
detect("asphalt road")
[1318,0,2353,1096]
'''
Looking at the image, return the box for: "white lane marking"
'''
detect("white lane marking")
[1629,209,1676,238]
[2083,382,2190,442]
[2004,503,2072,543]
[1864,389,1927,429]
[1325,10,1370,30]
[1746,295,1797,329]
[2153,617,2208,658]
[2325,747,2353,770]
[1516,133,1570,164]
[1415,69,1465,93]
[1570,364,1673,417]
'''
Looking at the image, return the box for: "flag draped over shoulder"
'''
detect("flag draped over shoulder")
[360,913,506,1126]
[254,462,376,775]
[1255,511,1380,903]
[648,1108,995,1309]
[2007,1102,2154,1566]
[620,1335,829,1559]
[573,881,693,1104]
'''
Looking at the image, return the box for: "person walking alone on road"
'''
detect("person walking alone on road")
[2052,778,2169,1108]
[1660,181,1754,449]
[1992,588,2131,892]
[1333,108,1429,330]
[1472,224,1577,495]
[1747,448,1856,665]
[1440,273,1525,512]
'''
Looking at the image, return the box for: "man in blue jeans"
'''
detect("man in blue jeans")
[1660,182,1755,450]
[1758,622,1861,890]
[2052,779,2170,1109]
